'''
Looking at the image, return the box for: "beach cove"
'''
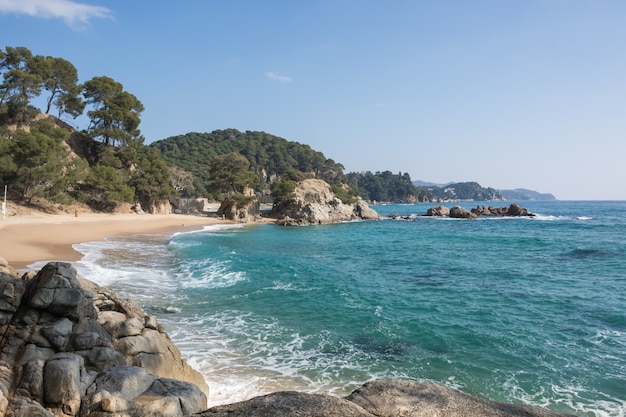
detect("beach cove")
[0,210,232,271]
[1,200,625,416]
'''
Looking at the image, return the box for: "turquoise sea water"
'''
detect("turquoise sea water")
[69,201,626,416]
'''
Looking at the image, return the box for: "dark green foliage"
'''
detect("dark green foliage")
[1,46,84,124]
[31,55,84,117]
[347,171,433,202]
[151,129,347,198]
[419,181,503,201]
[331,184,358,204]
[3,119,87,202]
[0,45,173,211]
[132,147,175,209]
[83,76,144,147]
[271,179,297,200]
[207,152,259,195]
[86,165,135,209]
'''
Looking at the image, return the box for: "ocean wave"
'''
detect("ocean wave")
[162,311,412,407]
[174,257,246,289]
[172,223,244,237]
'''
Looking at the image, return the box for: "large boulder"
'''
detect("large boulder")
[272,179,379,225]
[0,262,207,417]
[449,206,476,219]
[354,199,381,220]
[346,380,572,417]
[197,379,574,417]
[217,196,259,223]
[424,205,450,217]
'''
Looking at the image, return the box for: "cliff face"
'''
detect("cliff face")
[0,261,207,417]
[271,179,380,225]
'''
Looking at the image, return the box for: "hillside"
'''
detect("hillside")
[413,181,555,201]
[498,188,556,201]
[150,129,351,200]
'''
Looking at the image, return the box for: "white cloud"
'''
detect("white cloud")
[265,71,293,83]
[0,0,112,29]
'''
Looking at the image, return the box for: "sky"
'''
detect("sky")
[1,0,625,200]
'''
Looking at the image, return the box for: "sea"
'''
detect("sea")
[54,201,626,416]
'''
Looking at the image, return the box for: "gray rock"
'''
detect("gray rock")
[43,353,83,416]
[272,179,371,225]
[89,366,157,400]
[198,380,575,417]
[354,199,381,220]
[198,391,373,417]
[425,205,450,216]
[0,262,209,416]
[449,206,476,219]
[346,380,574,417]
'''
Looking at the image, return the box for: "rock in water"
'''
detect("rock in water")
[272,179,379,225]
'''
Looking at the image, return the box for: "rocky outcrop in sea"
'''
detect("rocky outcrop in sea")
[0,261,207,417]
[272,179,380,225]
[424,203,535,219]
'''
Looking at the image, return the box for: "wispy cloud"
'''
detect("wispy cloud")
[266,71,294,83]
[0,0,112,29]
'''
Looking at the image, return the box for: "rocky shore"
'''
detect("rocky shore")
[0,258,575,417]
[424,203,535,219]
[0,260,207,417]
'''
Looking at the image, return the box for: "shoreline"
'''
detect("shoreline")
[0,212,235,271]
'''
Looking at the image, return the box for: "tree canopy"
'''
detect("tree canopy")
[151,129,348,199]
[0,45,170,212]
[83,76,144,147]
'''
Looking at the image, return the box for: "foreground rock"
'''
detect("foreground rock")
[0,262,207,417]
[197,379,573,417]
[272,179,380,225]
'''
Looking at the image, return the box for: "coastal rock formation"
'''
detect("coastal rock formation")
[272,179,380,225]
[170,198,211,215]
[470,203,534,217]
[354,199,381,220]
[424,203,534,219]
[0,262,207,417]
[449,206,476,219]
[217,196,260,223]
[198,379,574,417]
[425,205,450,217]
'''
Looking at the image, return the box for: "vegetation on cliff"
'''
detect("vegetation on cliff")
[0,46,173,212]
[151,129,356,201]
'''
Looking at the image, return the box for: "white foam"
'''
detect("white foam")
[172,223,244,237]
[176,258,246,289]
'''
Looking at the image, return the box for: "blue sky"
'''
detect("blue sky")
[1,0,625,200]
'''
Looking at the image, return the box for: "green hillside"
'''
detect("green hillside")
[150,130,350,200]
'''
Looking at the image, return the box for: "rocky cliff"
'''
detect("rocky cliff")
[0,261,207,417]
[271,179,380,225]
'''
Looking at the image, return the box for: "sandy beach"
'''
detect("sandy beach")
[0,211,230,271]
